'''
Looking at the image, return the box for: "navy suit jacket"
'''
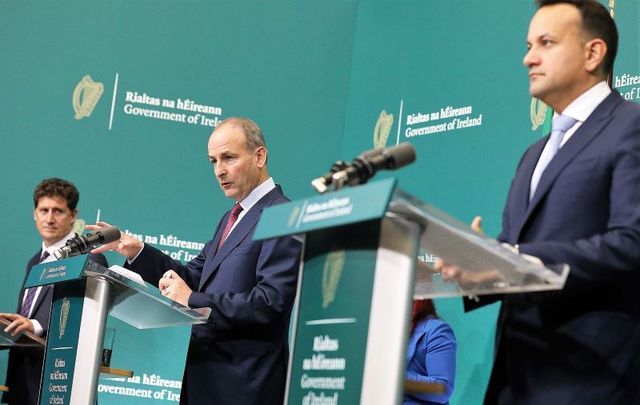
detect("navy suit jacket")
[3,251,107,405]
[127,185,301,405]
[482,91,640,404]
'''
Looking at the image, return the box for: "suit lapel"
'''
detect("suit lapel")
[198,187,283,291]
[23,250,47,316]
[517,141,546,211]
[30,286,51,317]
[516,92,620,241]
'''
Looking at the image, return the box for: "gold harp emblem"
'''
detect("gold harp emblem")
[322,250,345,308]
[609,0,615,18]
[59,298,71,339]
[373,110,394,148]
[530,97,548,131]
[72,75,104,120]
[288,206,302,228]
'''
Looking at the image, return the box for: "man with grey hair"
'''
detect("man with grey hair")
[91,117,301,405]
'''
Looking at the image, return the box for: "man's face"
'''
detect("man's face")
[34,195,76,247]
[523,4,590,111]
[207,124,266,202]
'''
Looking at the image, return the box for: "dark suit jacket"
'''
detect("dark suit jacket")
[2,251,107,405]
[482,91,640,405]
[127,185,301,405]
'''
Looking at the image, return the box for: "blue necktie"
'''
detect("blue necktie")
[530,114,578,201]
[19,251,49,317]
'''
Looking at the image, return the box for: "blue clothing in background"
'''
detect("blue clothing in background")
[403,316,457,405]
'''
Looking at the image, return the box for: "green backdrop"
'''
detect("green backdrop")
[1,0,637,403]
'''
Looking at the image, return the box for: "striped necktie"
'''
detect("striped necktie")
[19,251,50,317]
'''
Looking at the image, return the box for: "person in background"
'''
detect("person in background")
[404,298,456,405]
[1,178,107,405]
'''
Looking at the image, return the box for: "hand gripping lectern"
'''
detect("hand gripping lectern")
[23,256,210,405]
[253,178,569,405]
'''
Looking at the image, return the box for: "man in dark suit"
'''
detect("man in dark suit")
[1,178,107,405]
[91,117,301,405]
[458,1,640,404]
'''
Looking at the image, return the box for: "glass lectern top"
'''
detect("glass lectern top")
[389,189,569,298]
[84,265,211,329]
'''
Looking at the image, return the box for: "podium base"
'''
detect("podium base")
[404,379,445,395]
[100,367,134,377]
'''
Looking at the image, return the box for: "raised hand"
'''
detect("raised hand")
[86,221,144,260]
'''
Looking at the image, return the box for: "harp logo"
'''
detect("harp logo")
[322,250,345,308]
[609,0,615,18]
[59,298,71,339]
[530,98,548,131]
[72,219,86,235]
[287,205,302,228]
[72,75,104,120]
[373,110,394,148]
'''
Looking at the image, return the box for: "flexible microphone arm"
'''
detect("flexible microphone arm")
[312,143,416,193]
[54,226,121,259]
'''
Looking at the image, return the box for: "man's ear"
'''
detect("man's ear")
[584,38,607,76]
[255,146,268,168]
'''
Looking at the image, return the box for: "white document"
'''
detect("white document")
[109,265,146,288]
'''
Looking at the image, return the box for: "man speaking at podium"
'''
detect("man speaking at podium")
[90,117,302,405]
[1,178,107,405]
[456,1,640,404]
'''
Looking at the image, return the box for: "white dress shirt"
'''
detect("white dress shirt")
[555,81,612,147]
[23,230,76,336]
[226,177,276,238]
[530,81,611,196]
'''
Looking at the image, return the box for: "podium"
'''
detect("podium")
[0,315,47,397]
[253,178,568,405]
[0,316,46,348]
[24,256,210,405]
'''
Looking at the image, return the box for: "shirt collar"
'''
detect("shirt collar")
[556,81,611,123]
[238,177,276,212]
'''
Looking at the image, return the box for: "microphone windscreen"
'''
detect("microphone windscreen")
[385,143,416,169]
[358,147,383,160]
[99,226,122,243]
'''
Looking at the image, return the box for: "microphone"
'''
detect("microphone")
[311,148,388,194]
[311,161,349,194]
[54,226,121,259]
[312,143,416,192]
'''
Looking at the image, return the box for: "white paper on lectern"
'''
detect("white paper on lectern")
[109,265,146,287]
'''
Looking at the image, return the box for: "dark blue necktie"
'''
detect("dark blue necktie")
[19,251,50,317]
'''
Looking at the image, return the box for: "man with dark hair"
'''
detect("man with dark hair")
[493,0,640,403]
[1,178,107,405]
[91,117,302,405]
[32,178,80,213]
[537,0,618,74]
[448,1,640,403]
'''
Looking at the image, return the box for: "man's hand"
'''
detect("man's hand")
[0,313,35,336]
[436,215,486,282]
[158,270,193,307]
[86,221,143,260]
[470,215,484,235]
